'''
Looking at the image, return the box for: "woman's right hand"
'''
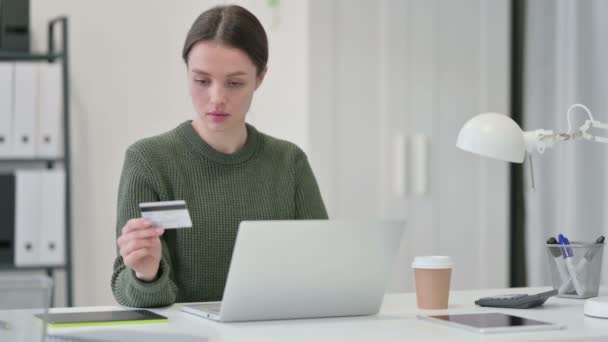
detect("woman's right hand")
[117,218,165,282]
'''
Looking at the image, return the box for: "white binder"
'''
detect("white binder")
[39,168,66,265]
[37,62,63,158]
[14,169,66,267]
[14,170,43,266]
[0,63,14,157]
[13,62,39,158]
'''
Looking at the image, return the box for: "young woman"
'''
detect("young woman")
[112,5,327,308]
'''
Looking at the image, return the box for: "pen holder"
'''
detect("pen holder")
[546,242,604,299]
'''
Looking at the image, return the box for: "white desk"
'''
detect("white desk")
[48,287,608,341]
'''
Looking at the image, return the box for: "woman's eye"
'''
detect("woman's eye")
[227,81,244,88]
[195,79,210,85]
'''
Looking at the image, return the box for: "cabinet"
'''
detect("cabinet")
[0,17,72,306]
[308,0,510,291]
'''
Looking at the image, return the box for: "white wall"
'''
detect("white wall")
[31,0,311,306]
[30,0,511,306]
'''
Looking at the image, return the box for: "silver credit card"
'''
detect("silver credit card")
[139,200,193,229]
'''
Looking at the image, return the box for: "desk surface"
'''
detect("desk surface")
[48,287,608,341]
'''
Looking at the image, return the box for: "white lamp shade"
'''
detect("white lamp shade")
[456,112,526,163]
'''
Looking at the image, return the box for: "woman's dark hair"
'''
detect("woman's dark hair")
[182,5,268,75]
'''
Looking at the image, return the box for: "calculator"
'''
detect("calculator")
[474,289,558,309]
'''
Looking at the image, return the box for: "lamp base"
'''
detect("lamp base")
[584,297,608,318]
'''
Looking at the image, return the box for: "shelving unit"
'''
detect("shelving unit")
[0,16,73,306]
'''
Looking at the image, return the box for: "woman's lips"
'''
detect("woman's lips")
[207,112,229,122]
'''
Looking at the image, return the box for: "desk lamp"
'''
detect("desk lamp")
[455,103,608,318]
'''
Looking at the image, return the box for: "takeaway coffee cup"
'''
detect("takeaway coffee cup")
[412,256,453,310]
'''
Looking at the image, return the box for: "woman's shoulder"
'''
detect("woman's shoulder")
[256,129,306,161]
[126,123,187,159]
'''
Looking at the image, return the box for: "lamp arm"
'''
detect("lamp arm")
[523,129,569,191]
[524,119,608,155]
[576,120,608,144]
[521,118,608,191]
[523,129,561,154]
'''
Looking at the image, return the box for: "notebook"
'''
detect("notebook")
[35,309,167,328]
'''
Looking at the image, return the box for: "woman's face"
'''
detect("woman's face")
[187,41,265,134]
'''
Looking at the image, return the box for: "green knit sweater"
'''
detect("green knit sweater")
[111,121,328,307]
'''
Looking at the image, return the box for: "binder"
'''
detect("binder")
[39,168,65,265]
[14,169,66,267]
[37,62,63,158]
[0,63,14,157]
[12,62,39,158]
[14,169,43,266]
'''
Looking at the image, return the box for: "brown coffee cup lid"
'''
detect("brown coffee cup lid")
[411,256,453,269]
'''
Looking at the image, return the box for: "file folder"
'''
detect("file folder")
[13,62,38,158]
[14,169,43,266]
[14,169,66,267]
[37,62,63,158]
[0,63,14,157]
[39,168,65,265]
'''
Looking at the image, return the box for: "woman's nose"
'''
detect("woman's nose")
[209,84,227,105]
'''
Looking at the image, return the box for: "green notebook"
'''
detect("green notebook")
[35,309,168,328]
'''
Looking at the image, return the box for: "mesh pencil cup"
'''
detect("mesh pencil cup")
[546,241,604,299]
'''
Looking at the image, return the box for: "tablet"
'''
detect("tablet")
[35,309,167,328]
[418,312,564,334]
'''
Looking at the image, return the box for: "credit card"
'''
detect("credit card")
[139,200,193,229]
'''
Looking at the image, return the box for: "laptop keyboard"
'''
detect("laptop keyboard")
[201,302,221,313]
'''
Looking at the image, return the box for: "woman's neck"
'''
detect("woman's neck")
[192,119,248,154]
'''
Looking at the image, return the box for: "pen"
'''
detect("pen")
[559,234,585,296]
[582,236,605,261]
[547,237,571,290]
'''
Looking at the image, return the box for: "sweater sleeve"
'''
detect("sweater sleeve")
[111,146,179,307]
[294,152,329,219]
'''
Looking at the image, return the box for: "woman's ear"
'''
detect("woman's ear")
[255,66,268,90]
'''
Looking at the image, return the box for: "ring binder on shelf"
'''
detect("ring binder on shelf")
[39,169,65,266]
[14,169,42,266]
[0,63,14,157]
[13,169,66,267]
[38,62,63,158]
[12,62,38,158]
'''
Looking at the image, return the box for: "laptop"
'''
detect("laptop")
[180,220,405,322]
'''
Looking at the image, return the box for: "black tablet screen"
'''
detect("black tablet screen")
[36,309,166,324]
[430,313,550,328]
